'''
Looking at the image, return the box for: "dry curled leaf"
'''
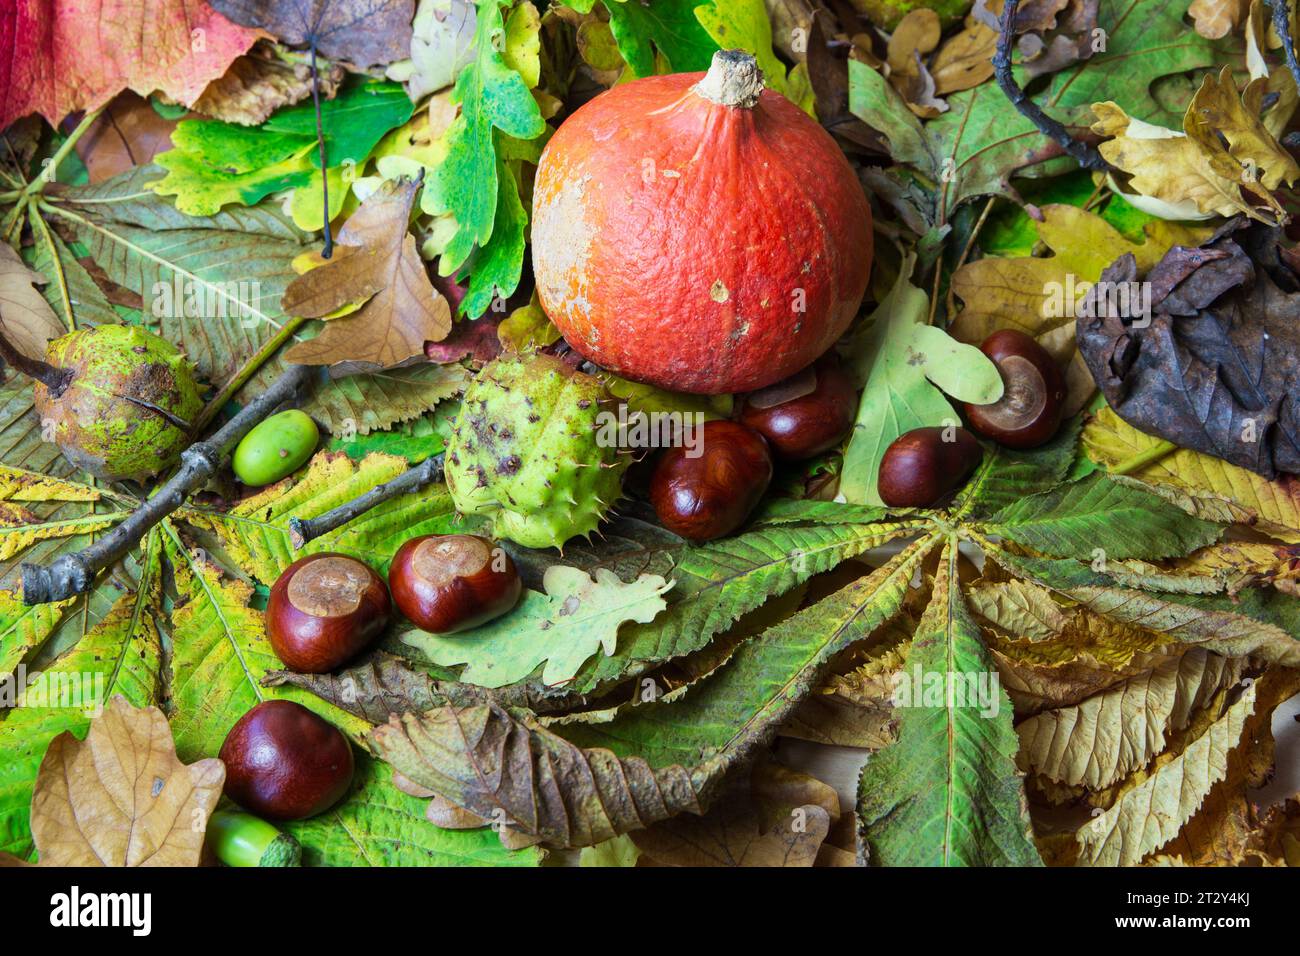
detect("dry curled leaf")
[283,176,452,373]
[190,42,345,126]
[11,697,223,867]
[0,243,64,361]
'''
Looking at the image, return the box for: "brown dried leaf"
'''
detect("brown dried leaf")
[27,697,224,866]
[191,42,345,126]
[1189,0,1250,39]
[0,243,64,362]
[283,177,452,373]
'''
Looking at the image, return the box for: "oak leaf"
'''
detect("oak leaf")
[20,697,223,866]
[283,177,452,372]
[0,244,66,362]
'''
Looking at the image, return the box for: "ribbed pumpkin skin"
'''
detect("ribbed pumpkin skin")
[531,71,873,394]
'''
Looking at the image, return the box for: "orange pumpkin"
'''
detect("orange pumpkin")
[531,49,873,395]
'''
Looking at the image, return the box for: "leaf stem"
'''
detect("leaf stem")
[288,454,446,549]
[310,42,334,260]
[21,365,313,605]
[192,313,313,436]
[992,0,1109,172]
[1109,440,1177,476]
[22,107,104,201]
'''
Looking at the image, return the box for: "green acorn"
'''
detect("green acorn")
[33,324,204,481]
[445,353,626,549]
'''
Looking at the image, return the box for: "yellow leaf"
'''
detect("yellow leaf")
[0,501,123,561]
[1083,405,1300,542]
[0,465,100,502]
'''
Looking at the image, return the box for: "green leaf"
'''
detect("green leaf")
[305,363,469,437]
[179,452,471,585]
[840,256,1003,506]
[986,473,1224,561]
[373,540,932,847]
[857,541,1042,867]
[27,212,118,328]
[426,0,546,273]
[951,417,1081,519]
[603,0,718,76]
[848,0,1222,221]
[163,523,369,762]
[0,592,70,681]
[693,0,813,112]
[403,567,671,688]
[152,80,414,216]
[0,531,163,859]
[285,753,538,867]
[458,158,528,318]
[565,518,918,695]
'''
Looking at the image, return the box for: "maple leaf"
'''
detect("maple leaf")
[0,0,262,130]
[283,177,452,372]
[210,0,415,69]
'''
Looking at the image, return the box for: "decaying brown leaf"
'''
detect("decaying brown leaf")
[15,697,223,867]
[0,243,65,361]
[190,42,346,126]
[283,176,452,373]
[1189,0,1250,39]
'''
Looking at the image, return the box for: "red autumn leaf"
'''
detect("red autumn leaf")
[0,0,264,131]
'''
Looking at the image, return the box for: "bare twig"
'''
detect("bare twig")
[1268,0,1300,95]
[992,0,1110,172]
[21,365,314,605]
[289,453,446,549]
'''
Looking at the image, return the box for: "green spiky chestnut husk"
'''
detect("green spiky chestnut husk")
[445,353,626,549]
[33,325,205,482]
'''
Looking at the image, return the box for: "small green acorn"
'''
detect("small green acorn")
[445,353,626,549]
[33,324,204,482]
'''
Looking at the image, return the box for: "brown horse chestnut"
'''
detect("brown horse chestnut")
[265,552,391,673]
[878,426,983,508]
[389,534,522,633]
[650,419,773,542]
[738,357,858,460]
[963,330,1066,449]
[219,700,354,821]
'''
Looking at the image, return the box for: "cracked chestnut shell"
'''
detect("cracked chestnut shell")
[219,700,354,821]
[878,426,983,508]
[963,330,1066,449]
[389,534,522,633]
[737,357,858,460]
[650,420,773,541]
[266,553,391,673]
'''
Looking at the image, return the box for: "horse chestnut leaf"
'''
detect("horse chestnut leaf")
[963,330,1066,449]
[219,700,354,821]
[266,553,391,673]
[389,534,522,633]
[878,426,983,508]
[650,420,773,541]
[738,357,858,460]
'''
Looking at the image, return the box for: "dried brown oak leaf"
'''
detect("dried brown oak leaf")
[1077,218,1300,479]
[2,697,224,867]
[210,0,414,70]
[283,176,452,373]
[190,41,346,126]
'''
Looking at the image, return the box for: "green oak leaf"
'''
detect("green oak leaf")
[403,566,672,687]
[426,0,545,275]
[603,0,718,77]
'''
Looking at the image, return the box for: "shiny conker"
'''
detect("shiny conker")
[265,552,391,673]
[388,533,522,633]
[737,357,858,460]
[219,700,354,821]
[878,426,983,508]
[963,329,1066,449]
[650,419,773,542]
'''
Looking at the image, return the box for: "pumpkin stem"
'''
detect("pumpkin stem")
[694,49,764,109]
